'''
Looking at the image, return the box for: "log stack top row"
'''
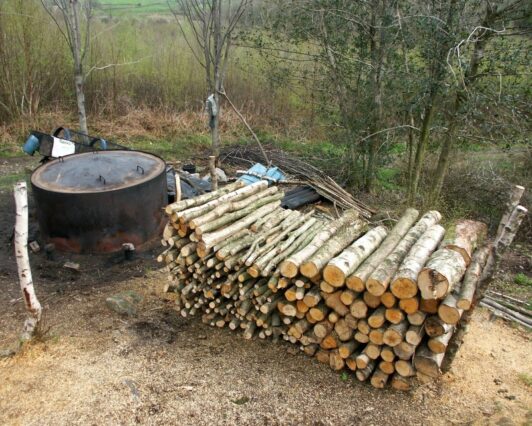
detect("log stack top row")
[160,180,489,390]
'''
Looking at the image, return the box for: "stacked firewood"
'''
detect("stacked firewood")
[159,180,512,390]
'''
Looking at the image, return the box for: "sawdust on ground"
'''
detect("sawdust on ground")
[1,269,531,426]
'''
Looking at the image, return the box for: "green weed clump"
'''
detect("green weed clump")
[514,273,532,287]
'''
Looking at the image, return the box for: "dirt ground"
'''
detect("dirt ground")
[0,157,531,425]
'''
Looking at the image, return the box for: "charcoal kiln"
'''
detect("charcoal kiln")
[31,150,167,253]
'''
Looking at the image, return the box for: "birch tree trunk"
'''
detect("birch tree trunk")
[14,182,42,341]
[68,0,88,135]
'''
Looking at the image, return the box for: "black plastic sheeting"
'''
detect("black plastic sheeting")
[281,185,321,209]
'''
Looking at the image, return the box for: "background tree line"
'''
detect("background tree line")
[0,0,530,232]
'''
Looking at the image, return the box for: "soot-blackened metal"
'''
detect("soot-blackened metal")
[31,150,167,254]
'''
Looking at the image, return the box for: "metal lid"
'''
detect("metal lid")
[31,150,165,193]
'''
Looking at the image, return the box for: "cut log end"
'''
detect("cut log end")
[323,265,345,287]
[346,275,365,292]
[390,278,418,299]
[300,262,319,279]
[366,278,386,297]
[280,260,299,278]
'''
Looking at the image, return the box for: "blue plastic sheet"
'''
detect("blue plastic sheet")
[238,163,285,185]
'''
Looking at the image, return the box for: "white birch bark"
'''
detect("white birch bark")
[14,182,42,341]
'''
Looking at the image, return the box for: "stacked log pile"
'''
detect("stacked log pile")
[159,180,514,390]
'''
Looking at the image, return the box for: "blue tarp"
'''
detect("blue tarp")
[238,163,285,185]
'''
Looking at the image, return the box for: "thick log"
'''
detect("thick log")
[428,328,454,353]
[365,343,381,360]
[369,327,385,345]
[393,341,415,360]
[309,302,329,322]
[314,320,334,339]
[419,298,439,314]
[368,306,386,328]
[424,315,452,337]
[334,319,354,341]
[383,321,408,347]
[457,246,490,310]
[357,319,370,335]
[438,294,463,325]
[395,360,415,377]
[323,291,350,316]
[354,332,370,343]
[350,298,368,319]
[380,292,396,309]
[370,369,389,388]
[413,344,444,378]
[339,340,359,359]
[345,354,358,371]
[405,325,425,346]
[385,308,405,325]
[443,219,487,266]
[418,248,467,300]
[391,374,414,391]
[320,331,340,349]
[367,211,442,296]
[378,360,395,375]
[329,350,345,371]
[340,289,359,306]
[363,291,381,309]
[391,224,445,299]
[399,297,419,314]
[281,209,360,278]
[315,350,330,364]
[323,226,388,287]
[356,360,376,381]
[355,352,371,369]
[346,208,419,292]
[380,346,395,363]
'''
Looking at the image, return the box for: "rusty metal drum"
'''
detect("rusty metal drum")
[31,150,167,253]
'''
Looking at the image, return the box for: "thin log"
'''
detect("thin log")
[165,181,243,214]
[457,246,490,310]
[281,209,360,278]
[300,220,367,278]
[323,226,388,287]
[346,208,419,291]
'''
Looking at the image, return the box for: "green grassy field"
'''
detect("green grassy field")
[96,1,171,16]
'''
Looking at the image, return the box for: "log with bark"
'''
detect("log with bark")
[346,208,419,292]
[366,211,442,296]
[159,181,526,390]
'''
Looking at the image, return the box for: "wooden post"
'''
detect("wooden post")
[14,182,42,341]
[209,156,218,191]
